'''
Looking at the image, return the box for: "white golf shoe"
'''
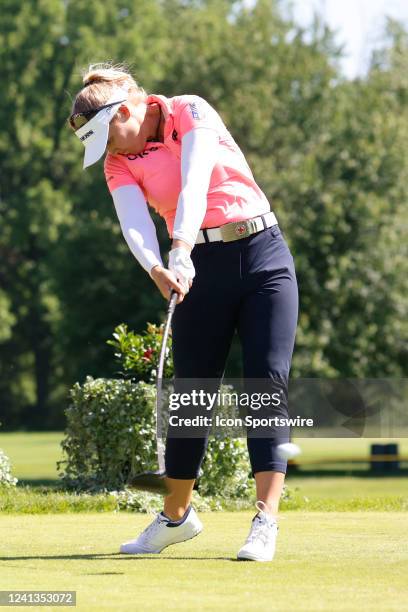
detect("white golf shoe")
[237,500,279,562]
[120,505,203,554]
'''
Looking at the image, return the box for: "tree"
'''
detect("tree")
[0,0,407,430]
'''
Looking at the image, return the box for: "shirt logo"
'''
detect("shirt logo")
[189,102,201,120]
[126,146,159,160]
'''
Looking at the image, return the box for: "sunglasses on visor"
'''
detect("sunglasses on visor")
[69,100,127,130]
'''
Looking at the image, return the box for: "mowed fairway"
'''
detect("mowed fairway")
[0,432,63,481]
[1,433,407,610]
[1,512,407,612]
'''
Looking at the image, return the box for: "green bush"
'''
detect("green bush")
[58,377,158,490]
[110,488,225,513]
[107,322,173,383]
[199,437,253,498]
[60,376,254,498]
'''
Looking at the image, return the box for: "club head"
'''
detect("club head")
[127,470,169,495]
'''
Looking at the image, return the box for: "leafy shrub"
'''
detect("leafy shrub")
[199,436,254,498]
[110,488,224,513]
[107,323,173,383]
[60,376,254,498]
[0,449,18,487]
[104,323,256,497]
[58,377,158,490]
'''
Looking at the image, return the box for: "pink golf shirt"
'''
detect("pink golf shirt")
[104,94,271,237]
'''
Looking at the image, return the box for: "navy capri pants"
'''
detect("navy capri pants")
[165,223,299,479]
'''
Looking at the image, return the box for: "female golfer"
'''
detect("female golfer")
[69,63,298,562]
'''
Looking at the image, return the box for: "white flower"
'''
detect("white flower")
[0,449,18,486]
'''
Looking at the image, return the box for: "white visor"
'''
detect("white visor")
[74,88,129,169]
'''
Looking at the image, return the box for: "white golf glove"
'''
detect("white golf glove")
[168,247,195,293]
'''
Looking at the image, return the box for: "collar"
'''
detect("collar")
[146,94,173,140]
[146,93,173,119]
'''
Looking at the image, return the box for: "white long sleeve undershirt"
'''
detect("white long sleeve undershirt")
[111,127,219,275]
[112,183,164,275]
[172,127,219,247]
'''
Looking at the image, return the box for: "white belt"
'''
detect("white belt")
[195,211,278,244]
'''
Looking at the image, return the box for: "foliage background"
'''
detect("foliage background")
[0,0,407,430]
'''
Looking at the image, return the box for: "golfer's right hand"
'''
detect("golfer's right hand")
[150,265,187,304]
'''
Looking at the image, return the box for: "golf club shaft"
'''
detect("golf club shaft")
[156,290,178,473]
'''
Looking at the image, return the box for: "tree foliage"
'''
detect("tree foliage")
[0,0,406,429]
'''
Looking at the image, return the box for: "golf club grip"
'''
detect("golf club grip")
[167,289,178,316]
[157,290,178,381]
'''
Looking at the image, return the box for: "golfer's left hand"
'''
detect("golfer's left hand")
[168,246,195,294]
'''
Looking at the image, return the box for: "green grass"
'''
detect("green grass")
[291,436,408,469]
[1,434,407,609]
[0,432,407,514]
[287,475,408,499]
[1,484,406,514]
[0,512,407,611]
[0,432,63,480]
[1,432,408,480]
[0,486,117,514]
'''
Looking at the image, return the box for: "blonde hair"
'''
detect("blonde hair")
[69,61,147,126]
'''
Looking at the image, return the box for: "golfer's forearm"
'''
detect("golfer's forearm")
[112,185,164,275]
[123,230,163,277]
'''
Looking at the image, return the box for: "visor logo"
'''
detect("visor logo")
[80,130,94,142]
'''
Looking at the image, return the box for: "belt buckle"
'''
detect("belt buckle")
[220,218,258,242]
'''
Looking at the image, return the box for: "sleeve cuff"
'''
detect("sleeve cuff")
[172,230,196,249]
[148,259,164,277]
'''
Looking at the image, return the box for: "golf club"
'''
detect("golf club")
[127,289,178,494]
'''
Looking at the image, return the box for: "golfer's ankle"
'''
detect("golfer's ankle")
[163,503,190,521]
[257,499,279,518]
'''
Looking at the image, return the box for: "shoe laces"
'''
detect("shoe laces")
[245,501,278,546]
[139,513,168,539]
